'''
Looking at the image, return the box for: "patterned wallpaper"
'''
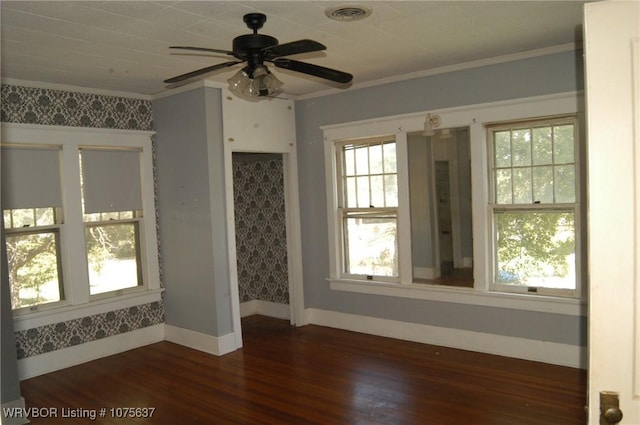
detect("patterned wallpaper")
[233,154,289,305]
[15,301,164,359]
[1,83,162,358]
[1,84,153,130]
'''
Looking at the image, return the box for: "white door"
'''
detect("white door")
[585,1,640,424]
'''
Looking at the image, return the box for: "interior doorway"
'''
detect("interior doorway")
[231,152,292,322]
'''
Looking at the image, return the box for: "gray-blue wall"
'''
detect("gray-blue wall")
[153,87,233,337]
[295,50,586,347]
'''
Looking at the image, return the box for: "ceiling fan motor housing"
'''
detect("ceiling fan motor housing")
[233,34,278,57]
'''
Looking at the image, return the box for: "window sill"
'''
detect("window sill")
[328,278,585,316]
[12,288,164,331]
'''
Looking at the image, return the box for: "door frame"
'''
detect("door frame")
[223,146,306,349]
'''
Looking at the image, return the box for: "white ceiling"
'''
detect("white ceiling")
[0,1,589,98]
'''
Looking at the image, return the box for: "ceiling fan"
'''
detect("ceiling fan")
[164,13,353,97]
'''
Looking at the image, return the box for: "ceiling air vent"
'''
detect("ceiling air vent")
[325,5,373,22]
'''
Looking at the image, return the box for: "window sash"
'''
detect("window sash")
[5,227,65,311]
[488,117,577,206]
[85,219,143,297]
[340,208,399,281]
[337,138,397,209]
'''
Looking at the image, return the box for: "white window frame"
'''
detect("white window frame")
[336,136,400,282]
[322,92,585,316]
[487,116,581,298]
[2,123,162,329]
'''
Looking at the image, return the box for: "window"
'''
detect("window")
[4,208,64,310]
[324,93,585,311]
[80,148,144,296]
[1,146,65,311]
[337,137,398,280]
[488,116,579,296]
[1,124,161,315]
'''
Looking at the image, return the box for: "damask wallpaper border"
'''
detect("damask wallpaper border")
[1,84,153,131]
[14,299,165,359]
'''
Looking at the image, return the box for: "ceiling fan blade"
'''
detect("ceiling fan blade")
[164,61,242,84]
[262,39,326,59]
[170,46,234,56]
[272,58,353,84]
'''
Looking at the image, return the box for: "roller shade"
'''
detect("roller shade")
[1,146,62,209]
[81,149,142,214]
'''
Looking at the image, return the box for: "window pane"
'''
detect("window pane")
[86,222,141,295]
[383,143,397,173]
[555,165,576,203]
[84,213,102,222]
[370,175,384,207]
[495,169,513,204]
[355,146,369,175]
[101,212,120,221]
[554,125,575,164]
[10,209,35,228]
[495,211,575,289]
[35,208,55,226]
[6,231,63,309]
[369,144,383,174]
[344,148,355,176]
[513,168,532,204]
[384,175,398,207]
[356,176,370,208]
[532,127,553,165]
[494,131,511,167]
[512,129,531,167]
[532,166,554,203]
[344,214,397,277]
[345,177,357,207]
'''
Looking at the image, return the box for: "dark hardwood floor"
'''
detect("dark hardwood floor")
[19,315,587,424]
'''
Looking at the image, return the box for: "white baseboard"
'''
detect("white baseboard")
[240,300,290,320]
[305,308,586,369]
[413,267,439,280]
[1,397,29,425]
[17,324,164,380]
[164,324,237,356]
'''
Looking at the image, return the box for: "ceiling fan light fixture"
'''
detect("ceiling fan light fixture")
[325,5,372,22]
[249,65,283,97]
[227,68,250,94]
[227,65,283,98]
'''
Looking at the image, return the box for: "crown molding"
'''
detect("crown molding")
[294,42,582,101]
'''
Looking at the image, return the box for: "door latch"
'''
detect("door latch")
[600,391,623,425]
